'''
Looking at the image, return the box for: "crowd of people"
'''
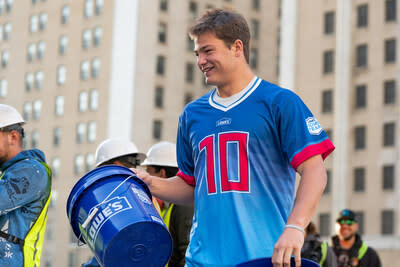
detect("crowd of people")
[0,6,385,267]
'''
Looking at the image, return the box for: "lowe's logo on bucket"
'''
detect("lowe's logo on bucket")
[86,196,132,247]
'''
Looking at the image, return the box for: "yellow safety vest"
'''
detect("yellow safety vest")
[0,161,52,267]
[160,203,174,267]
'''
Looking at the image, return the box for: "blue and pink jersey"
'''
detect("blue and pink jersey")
[176,77,334,266]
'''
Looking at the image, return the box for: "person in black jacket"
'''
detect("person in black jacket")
[331,209,381,267]
[302,222,337,267]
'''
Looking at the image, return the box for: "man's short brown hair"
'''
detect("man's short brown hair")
[189,8,250,63]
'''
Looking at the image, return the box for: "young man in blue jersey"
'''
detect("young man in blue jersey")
[134,8,334,267]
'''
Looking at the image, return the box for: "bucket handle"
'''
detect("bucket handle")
[80,175,134,230]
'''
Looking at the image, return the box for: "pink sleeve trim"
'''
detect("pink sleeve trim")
[290,139,335,170]
[177,170,196,186]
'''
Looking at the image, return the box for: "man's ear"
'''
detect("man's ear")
[232,39,244,58]
[8,131,20,146]
[160,168,167,178]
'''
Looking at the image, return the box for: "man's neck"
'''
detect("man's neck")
[216,65,255,98]
[339,236,356,250]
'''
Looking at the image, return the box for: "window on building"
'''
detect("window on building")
[86,153,95,171]
[381,210,394,235]
[383,165,395,190]
[80,60,90,80]
[252,0,260,10]
[0,0,4,14]
[74,155,84,175]
[93,26,102,46]
[95,0,103,15]
[153,120,162,140]
[89,89,99,110]
[35,71,44,89]
[322,89,333,113]
[354,167,365,192]
[91,58,100,78]
[156,55,165,75]
[251,19,259,40]
[184,92,193,105]
[23,102,32,121]
[354,211,365,235]
[324,11,335,34]
[51,157,60,178]
[323,169,331,194]
[158,23,167,44]
[82,29,91,50]
[76,123,86,143]
[323,50,334,74]
[27,43,36,62]
[87,121,97,142]
[55,96,64,116]
[250,48,258,69]
[30,15,38,33]
[386,0,397,22]
[57,65,66,85]
[59,36,68,55]
[22,132,29,149]
[155,86,164,108]
[319,213,331,237]
[39,13,48,31]
[24,76,33,91]
[385,39,396,64]
[3,23,11,40]
[0,79,7,98]
[187,35,194,51]
[79,91,88,112]
[357,4,368,27]
[33,100,42,120]
[185,63,194,83]
[384,80,396,104]
[5,0,12,12]
[354,126,366,150]
[53,127,61,147]
[1,49,9,67]
[325,129,333,142]
[37,41,45,59]
[31,130,39,148]
[61,5,70,24]
[355,85,367,109]
[383,122,395,147]
[356,44,367,68]
[189,2,197,20]
[0,25,3,42]
[160,0,167,11]
[84,0,94,18]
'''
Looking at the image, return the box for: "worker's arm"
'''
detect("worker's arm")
[132,168,195,205]
[272,154,327,267]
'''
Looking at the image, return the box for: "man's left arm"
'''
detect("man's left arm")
[272,154,327,267]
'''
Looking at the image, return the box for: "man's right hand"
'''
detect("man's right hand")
[131,168,152,186]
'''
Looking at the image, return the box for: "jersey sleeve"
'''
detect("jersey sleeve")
[176,110,196,186]
[275,90,335,170]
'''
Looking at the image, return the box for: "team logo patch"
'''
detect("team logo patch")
[216,117,232,127]
[306,117,322,135]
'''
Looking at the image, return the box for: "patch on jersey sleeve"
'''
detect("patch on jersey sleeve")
[306,117,322,135]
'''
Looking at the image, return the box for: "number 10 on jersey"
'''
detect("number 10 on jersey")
[199,131,250,194]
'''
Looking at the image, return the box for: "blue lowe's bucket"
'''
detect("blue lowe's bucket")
[66,165,172,267]
[236,257,320,267]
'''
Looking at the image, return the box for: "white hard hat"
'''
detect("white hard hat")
[0,104,25,128]
[95,137,146,167]
[141,141,178,168]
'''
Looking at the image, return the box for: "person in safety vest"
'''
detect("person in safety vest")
[141,141,194,267]
[301,221,337,267]
[331,209,381,267]
[0,104,52,267]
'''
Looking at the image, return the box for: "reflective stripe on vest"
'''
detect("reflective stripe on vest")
[161,203,174,229]
[358,241,368,260]
[24,161,52,267]
[319,241,328,266]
